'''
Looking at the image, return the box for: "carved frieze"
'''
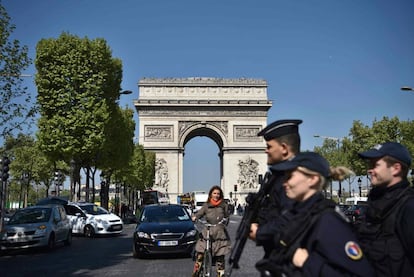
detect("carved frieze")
[234,125,263,142]
[237,157,260,190]
[144,125,173,141]
[139,110,268,117]
[154,158,169,190]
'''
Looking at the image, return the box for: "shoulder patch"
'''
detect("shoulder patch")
[344,241,363,260]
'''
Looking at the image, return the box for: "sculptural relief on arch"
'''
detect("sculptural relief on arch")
[134,77,272,205]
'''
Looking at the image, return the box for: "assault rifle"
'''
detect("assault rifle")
[227,172,275,276]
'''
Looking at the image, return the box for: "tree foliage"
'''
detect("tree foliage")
[0,3,35,139]
[314,116,414,177]
[35,32,122,166]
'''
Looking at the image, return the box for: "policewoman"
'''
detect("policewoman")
[256,152,374,277]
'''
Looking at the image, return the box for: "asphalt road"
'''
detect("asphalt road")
[0,215,264,277]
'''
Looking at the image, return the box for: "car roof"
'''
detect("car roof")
[69,202,95,206]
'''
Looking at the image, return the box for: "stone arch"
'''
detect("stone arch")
[179,122,227,149]
[134,77,272,204]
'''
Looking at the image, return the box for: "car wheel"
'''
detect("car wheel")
[64,231,72,246]
[132,242,142,258]
[47,233,56,250]
[84,225,95,238]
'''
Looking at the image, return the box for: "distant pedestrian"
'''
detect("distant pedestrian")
[357,142,414,276]
[121,203,128,219]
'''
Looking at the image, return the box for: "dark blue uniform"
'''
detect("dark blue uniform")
[357,181,414,276]
[256,193,375,277]
[256,167,293,258]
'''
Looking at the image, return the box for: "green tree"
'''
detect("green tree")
[35,32,123,201]
[347,117,414,176]
[97,106,135,208]
[0,3,35,138]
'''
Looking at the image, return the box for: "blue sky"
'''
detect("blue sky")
[3,0,414,194]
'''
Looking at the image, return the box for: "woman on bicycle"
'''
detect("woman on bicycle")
[192,185,231,277]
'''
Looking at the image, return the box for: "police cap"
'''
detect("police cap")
[257,119,302,141]
[358,142,412,166]
[271,152,330,178]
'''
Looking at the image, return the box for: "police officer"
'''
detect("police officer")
[249,119,302,259]
[256,152,375,276]
[357,142,414,276]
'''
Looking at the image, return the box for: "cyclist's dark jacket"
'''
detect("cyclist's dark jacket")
[256,166,294,258]
[357,180,414,277]
[256,193,375,277]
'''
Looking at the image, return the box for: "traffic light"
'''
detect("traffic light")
[234,184,238,192]
[1,157,10,182]
[54,170,64,186]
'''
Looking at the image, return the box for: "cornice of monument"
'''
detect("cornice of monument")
[139,77,267,87]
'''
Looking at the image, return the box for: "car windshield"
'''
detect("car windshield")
[141,206,190,223]
[81,204,109,215]
[8,208,51,224]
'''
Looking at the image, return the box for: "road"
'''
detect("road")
[0,215,264,277]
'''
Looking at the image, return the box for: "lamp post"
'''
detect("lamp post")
[401,86,414,93]
[70,159,76,201]
[120,90,132,95]
[314,135,341,201]
[358,177,362,197]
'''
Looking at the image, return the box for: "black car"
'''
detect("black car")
[132,204,197,258]
[344,204,368,224]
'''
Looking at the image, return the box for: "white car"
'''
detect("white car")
[64,202,123,238]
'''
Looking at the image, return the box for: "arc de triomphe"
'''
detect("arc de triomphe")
[134,77,272,204]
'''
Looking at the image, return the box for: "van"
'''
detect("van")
[345,196,367,205]
[192,192,208,213]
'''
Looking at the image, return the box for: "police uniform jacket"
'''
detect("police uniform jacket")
[259,193,375,277]
[357,180,414,277]
[193,200,231,257]
[256,168,293,258]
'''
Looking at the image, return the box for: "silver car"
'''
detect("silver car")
[0,205,72,251]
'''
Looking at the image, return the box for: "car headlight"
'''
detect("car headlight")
[96,219,108,224]
[186,229,197,237]
[136,231,151,239]
[35,225,48,235]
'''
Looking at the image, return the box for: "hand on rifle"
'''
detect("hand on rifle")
[249,223,258,241]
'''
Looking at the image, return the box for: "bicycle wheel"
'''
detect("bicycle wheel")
[202,250,213,277]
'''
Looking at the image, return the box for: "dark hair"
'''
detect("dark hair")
[383,155,410,178]
[275,133,301,154]
[207,185,224,202]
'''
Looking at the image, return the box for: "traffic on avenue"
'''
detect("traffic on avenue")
[0,214,263,277]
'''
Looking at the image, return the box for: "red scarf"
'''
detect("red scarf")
[210,198,222,207]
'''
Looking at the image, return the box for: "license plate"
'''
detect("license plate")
[158,240,178,246]
[112,225,121,230]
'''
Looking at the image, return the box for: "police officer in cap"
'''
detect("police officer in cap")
[255,152,375,277]
[249,119,302,260]
[357,142,414,276]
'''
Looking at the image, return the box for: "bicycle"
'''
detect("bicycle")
[195,221,219,277]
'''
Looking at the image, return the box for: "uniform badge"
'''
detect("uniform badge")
[344,241,363,260]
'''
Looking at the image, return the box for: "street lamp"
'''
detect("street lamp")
[120,90,132,95]
[358,177,362,197]
[401,86,414,92]
[70,159,76,201]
